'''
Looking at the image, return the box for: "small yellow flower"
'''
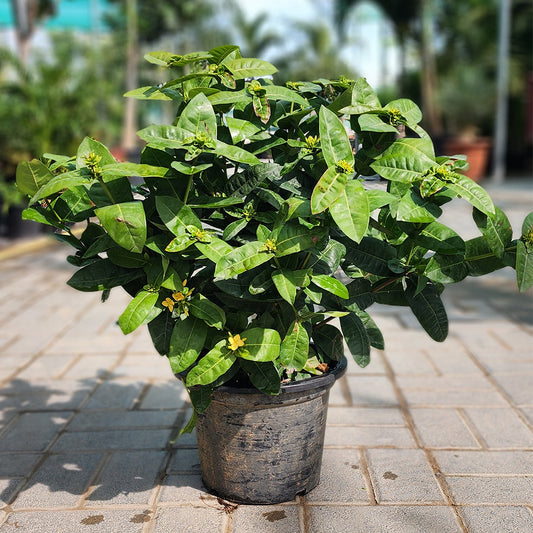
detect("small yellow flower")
[260,238,277,253]
[172,291,185,302]
[162,298,175,312]
[335,159,354,174]
[227,334,246,352]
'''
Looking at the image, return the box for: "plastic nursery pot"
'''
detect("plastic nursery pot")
[194,357,347,504]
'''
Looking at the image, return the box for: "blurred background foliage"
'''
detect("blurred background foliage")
[0,0,531,188]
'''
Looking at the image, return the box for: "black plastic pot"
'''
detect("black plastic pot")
[195,357,347,504]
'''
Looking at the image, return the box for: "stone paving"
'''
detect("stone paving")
[0,181,532,532]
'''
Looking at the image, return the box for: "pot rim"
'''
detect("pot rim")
[211,356,348,395]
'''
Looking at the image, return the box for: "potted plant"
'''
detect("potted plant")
[16,45,533,504]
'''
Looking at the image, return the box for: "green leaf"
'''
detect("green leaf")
[215,241,273,279]
[392,189,442,223]
[67,258,144,291]
[177,92,217,137]
[424,253,468,284]
[226,116,261,143]
[357,310,384,349]
[311,167,348,214]
[30,170,90,203]
[239,360,281,394]
[238,327,281,362]
[94,202,147,253]
[101,163,170,179]
[264,85,308,107]
[472,206,512,258]
[279,321,309,371]
[370,138,435,182]
[340,314,371,367]
[189,294,226,330]
[148,312,175,355]
[516,239,533,292]
[319,105,354,169]
[313,324,344,361]
[16,159,55,195]
[445,175,495,216]
[344,236,397,276]
[223,218,248,241]
[224,58,278,79]
[155,196,202,236]
[107,248,148,268]
[274,222,325,257]
[358,113,398,133]
[168,318,208,373]
[336,77,381,115]
[186,340,236,386]
[195,237,233,264]
[414,221,465,254]
[118,290,161,334]
[384,98,422,125]
[311,274,349,298]
[214,139,260,165]
[464,237,506,276]
[366,189,395,211]
[76,137,116,168]
[271,269,310,304]
[405,280,448,342]
[329,179,369,242]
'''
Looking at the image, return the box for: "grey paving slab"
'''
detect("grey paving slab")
[167,447,201,474]
[345,376,399,406]
[326,406,405,426]
[0,411,72,452]
[324,425,416,448]
[366,449,445,503]
[138,381,187,410]
[230,505,301,533]
[82,379,145,410]
[157,474,209,504]
[0,510,146,533]
[491,373,533,405]
[85,450,167,505]
[458,505,533,533]
[152,505,226,533]
[305,448,370,503]
[68,409,178,431]
[433,450,533,475]
[52,428,172,451]
[306,505,462,533]
[462,407,533,448]
[410,408,481,448]
[12,452,103,509]
[445,476,533,504]
[0,453,42,477]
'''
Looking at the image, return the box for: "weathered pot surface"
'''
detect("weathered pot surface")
[194,357,347,504]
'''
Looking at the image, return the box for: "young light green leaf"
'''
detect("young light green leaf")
[311,274,349,299]
[16,159,55,196]
[238,327,281,362]
[177,92,217,137]
[446,174,495,216]
[118,290,161,334]
[186,340,236,387]
[215,241,273,279]
[329,179,369,242]
[155,195,202,236]
[94,202,147,253]
[271,269,310,304]
[195,237,233,264]
[274,223,325,257]
[279,321,309,371]
[319,105,354,169]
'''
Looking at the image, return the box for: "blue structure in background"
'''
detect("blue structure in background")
[0,0,113,31]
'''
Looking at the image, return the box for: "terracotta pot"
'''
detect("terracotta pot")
[194,357,347,504]
[444,137,492,182]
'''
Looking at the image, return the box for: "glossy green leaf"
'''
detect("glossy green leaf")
[155,196,202,236]
[271,269,310,304]
[238,327,281,362]
[195,237,233,264]
[226,116,261,143]
[107,248,147,268]
[516,239,533,292]
[186,340,236,386]
[279,321,309,371]
[94,202,147,253]
[224,58,278,79]
[16,159,55,195]
[446,174,495,215]
[223,218,248,241]
[118,290,161,334]
[464,237,506,276]
[30,170,90,203]
[344,236,397,276]
[414,221,465,254]
[189,294,226,330]
[214,139,260,165]
[264,85,308,107]
[148,312,175,355]
[168,318,208,373]
[311,274,349,298]
[370,138,435,182]
[274,223,325,257]
[424,253,468,284]
[340,313,371,367]
[357,310,385,349]
[385,98,422,125]
[239,360,280,394]
[313,324,344,361]
[392,189,442,223]
[472,206,512,258]
[215,241,274,279]
[329,179,369,242]
[76,137,116,168]
[101,163,169,179]
[67,258,143,291]
[366,189,395,211]
[358,113,397,133]
[319,105,354,169]
[405,280,448,342]
[336,77,381,115]
[177,92,217,137]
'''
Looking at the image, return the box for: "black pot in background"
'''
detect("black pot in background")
[195,357,348,504]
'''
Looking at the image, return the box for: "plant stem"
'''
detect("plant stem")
[183,173,194,204]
